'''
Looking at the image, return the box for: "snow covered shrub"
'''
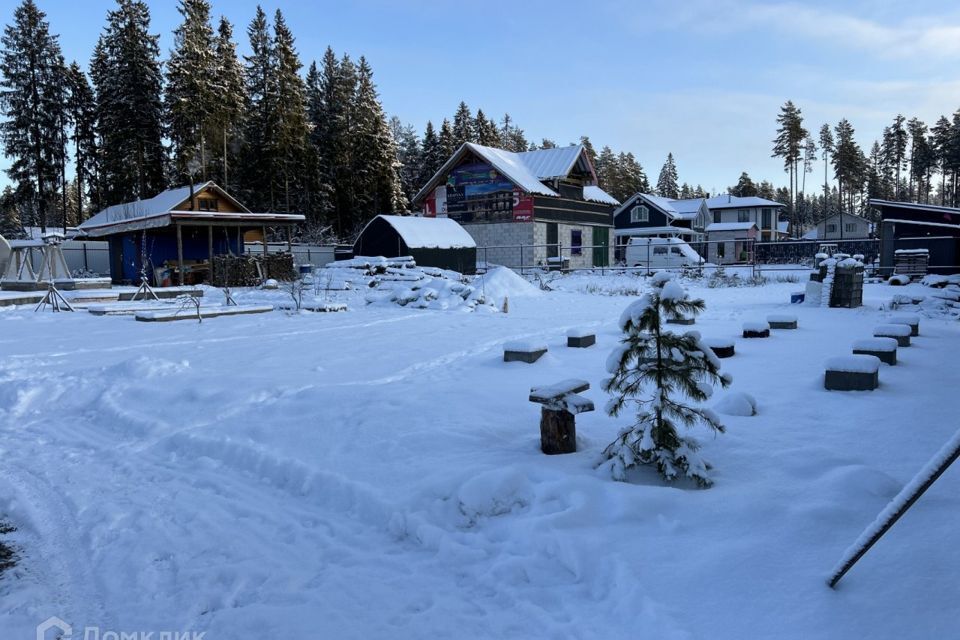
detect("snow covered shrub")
[601,272,732,487]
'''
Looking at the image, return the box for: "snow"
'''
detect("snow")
[889,313,920,325]
[705,222,757,232]
[472,266,541,301]
[503,339,548,352]
[852,338,898,352]
[743,321,770,332]
[894,249,930,255]
[714,391,758,417]
[874,324,912,338]
[767,313,797,323]
[370,215,476,249]
[660,280,687,301]
[566,327,594,338]
[703,337,735,349]
[825,355,881,374]
[888,274,911,286]
[582,185,620,206]
[1,275,960,639]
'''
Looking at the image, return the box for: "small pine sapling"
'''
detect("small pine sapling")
[601,273,732,487]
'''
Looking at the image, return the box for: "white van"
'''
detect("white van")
[624,237,704,269]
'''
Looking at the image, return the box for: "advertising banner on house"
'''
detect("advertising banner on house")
[513,189,533,222]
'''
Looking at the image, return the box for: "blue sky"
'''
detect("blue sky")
[5,0,960,194]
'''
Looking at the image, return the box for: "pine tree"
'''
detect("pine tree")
[818,124,834,215]
[350,56,403,225]
[594,145,617,194]
[601,273,731,486]
[0,185,22,236]
[0,0,65,231]
[451,101,475,147]
[834,119,862,214]
[211,16,245,191]
[498,113,527,152]
[474,109,500,147]
[65,61,99,220]
[390,116,421,210]
[308,47,352,233]
[268,9,312,214]
[882,114,908,199]
[771,100,807,234]
[618,152,649,199]
[240,6,273,210]
[418,120,443,187]
[656,152,679,199]
[438,118,455,158]
[91,0,166,205]
[579,136,598,169]
[931,115,952,205]
[165,0,216,182]
[730,172,757,197]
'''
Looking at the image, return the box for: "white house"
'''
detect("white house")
[812,212,872,240]
[705,195,787,242]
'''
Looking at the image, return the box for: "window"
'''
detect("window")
[762,209,771,228]
[713,211,721,224]
[571,229,582,255]
[845,223,857,233]
[717,242,725,259]
[671,247,683,255]
[630,205,649,223]
[826,223,837,233]
[653,246,668,255]
[197,198,219,212]
[737,209,750,223]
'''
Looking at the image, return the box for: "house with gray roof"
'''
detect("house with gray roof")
[412,143,618,270]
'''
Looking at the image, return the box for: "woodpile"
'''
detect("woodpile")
[212,253,296,287]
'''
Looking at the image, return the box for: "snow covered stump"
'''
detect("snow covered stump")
[824,355,881,391]
[889,313,920,337]
[503,340,548,363]
[873,324,912,347]
[853,338,898,366]
[703,337,735,358]
[766,313,798,330]
[742,321,770,338]
[529,379,594,455]
[566,328,596,348]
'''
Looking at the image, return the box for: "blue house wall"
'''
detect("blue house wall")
[111,228,241,284]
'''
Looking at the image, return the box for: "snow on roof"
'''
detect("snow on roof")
[869,199,960,214]
[706,195,783,210]
[413,143,611,205]
[706,222,757,232]
[670,198,706,217]
[77,183,303,237]
[582,185,620,206]
[376,215,476,249]
[615,193,703,221]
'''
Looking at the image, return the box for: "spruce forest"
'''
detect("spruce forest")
[2,0,960,241]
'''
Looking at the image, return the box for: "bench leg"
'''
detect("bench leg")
[541,408,576,454]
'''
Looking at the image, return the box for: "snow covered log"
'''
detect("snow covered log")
[529,379,593,455]
[824,355,880,391]
[666,315,695,325]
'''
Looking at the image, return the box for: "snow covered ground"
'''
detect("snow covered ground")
[1,270,958,639]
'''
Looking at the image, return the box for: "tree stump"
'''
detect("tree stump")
[540,407,577,454]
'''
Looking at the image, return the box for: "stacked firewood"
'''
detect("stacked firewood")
[212,253,296,287]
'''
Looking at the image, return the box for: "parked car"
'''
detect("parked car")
[624,237,704,269]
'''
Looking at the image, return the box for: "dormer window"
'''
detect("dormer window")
[198,198,219,212]
[630,205,649,223]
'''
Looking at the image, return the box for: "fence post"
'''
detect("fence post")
[83,243,88,271]
[520,244,524,275]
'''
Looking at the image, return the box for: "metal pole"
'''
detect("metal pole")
[176,224,185,286]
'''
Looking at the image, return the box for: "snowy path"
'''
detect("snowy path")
[1,280,959,638]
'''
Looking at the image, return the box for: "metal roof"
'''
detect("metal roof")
[77,182,304,237]
[705,195,783,210]
[413,143,607,205]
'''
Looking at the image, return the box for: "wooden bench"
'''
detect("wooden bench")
[529,379,594,454]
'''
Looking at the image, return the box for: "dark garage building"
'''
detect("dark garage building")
[353,215,478,274]
[870,199,960,275]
